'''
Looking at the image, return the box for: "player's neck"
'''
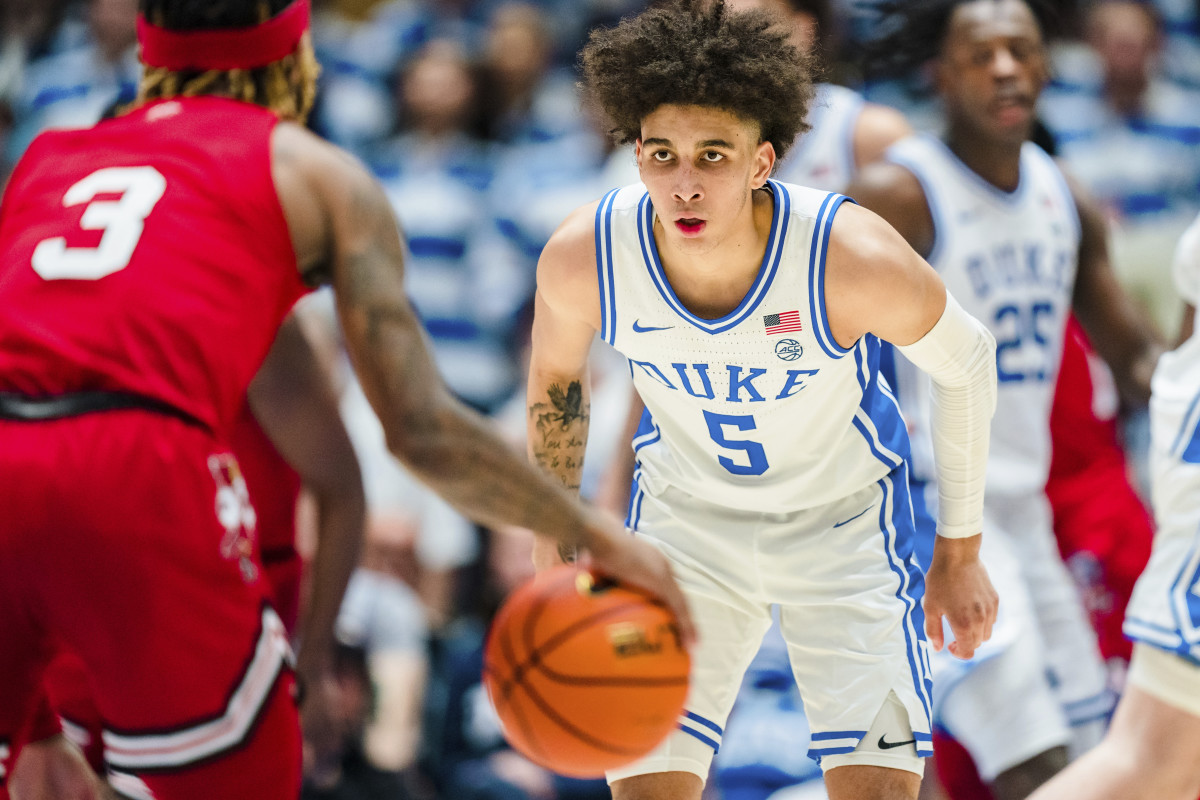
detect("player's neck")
[652,188,773,321]
[943,124,1024,194]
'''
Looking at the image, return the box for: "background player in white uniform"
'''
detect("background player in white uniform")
[1027,214,1200,800]
[527,3,1000,800]
[846,2,1163,798]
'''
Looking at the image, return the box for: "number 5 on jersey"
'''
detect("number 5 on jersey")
[703,410,769,476]
[32,166,166,281]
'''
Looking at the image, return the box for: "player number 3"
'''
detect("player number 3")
[31,166,167,281]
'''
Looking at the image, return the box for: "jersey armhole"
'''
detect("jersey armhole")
[595,188,620,347]
[808,193,855,359]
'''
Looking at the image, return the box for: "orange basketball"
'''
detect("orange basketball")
[482,564,691,777]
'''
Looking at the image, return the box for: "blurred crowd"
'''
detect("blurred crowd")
[2,0,1198,798]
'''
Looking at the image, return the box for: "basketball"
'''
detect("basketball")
[482,564,691,777]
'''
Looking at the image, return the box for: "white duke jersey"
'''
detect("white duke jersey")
[595,180,910,513]
[1125,212,1200,659]
[884,136,1081,496]
[775,83,864,193]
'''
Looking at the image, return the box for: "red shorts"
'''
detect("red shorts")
[0,410,300,800]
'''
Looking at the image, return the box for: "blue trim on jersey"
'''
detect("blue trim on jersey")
[809,730,868,741]
[1062,690,1116,726]
[1031,146,1082,242]
[851,338,909,471]
[884,150,947,266]
[1169,389,1200,460]
[807,193,853,358]
[625,469,640,530]
[627,471,647,531]
[1168,533,1200,644]
[678,725,720,753]
[595,189,620,346]
[683,711,724,736]
[635,180,790,334]
[879,469,934,726]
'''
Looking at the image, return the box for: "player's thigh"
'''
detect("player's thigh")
[610,500,774,786]
[776,473,933,772]
[15,413,299,796]
[824,763,921,800]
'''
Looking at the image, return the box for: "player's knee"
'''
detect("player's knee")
[824,763,921,800]
[990,745,1067,800]
[610,770,703,800]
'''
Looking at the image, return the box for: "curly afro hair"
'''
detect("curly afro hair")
[580,0,817,162]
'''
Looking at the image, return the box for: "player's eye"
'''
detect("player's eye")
[702,151,724,162]
[651,150,673,162]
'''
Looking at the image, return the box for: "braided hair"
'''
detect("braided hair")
[136,0,319,121]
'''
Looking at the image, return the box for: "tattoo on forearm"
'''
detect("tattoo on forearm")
[547,382,586,428]
[529,382,589,492]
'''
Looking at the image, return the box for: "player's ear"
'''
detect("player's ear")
[751,140,775,188]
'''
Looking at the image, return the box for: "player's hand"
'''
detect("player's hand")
[298,667,346,784]
[9,733,113,800]
[580,517,697,650]
[531,535,574,572]
[922,533,997,660]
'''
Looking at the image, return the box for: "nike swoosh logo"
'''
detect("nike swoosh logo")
[877,734,917,750]
[632,320,673,333]
[832,506,872,528]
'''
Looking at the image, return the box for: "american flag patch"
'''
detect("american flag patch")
[763,310,803,334]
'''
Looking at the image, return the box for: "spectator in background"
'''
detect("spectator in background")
[6,0,139,165]
[477,2,585,144]
[1041,0,1200,335]
[301,641,413,800]
[309,0,428,157]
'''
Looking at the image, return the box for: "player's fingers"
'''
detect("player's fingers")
[924,605,944,652]
[948,613,982,660]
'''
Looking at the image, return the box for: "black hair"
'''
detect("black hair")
[580,0,817,160]
[859,0,1058,79]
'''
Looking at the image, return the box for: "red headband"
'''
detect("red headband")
[137,0,310,72]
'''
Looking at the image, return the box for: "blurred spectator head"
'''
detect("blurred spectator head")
[396,38,479,137]
[1084,0,1162,104]
[137,0,320,122]
[725,0,836,64]
[482,3,552,101]
[90,0,138,63]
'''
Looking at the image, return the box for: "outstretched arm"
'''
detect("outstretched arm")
[271,124,695,643]
[826,203,998,659]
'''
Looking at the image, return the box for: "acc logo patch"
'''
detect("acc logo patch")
[774,339,803,361]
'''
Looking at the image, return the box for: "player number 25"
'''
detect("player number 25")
[31,166,167,281]
[703,410,769,476]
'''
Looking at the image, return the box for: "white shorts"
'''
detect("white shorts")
[1123,517,1200,666]
[1126,641,1200,717]
[609,468,933,784]
[929,492,1111,779]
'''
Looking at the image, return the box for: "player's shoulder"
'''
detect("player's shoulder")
[536,197,604,301]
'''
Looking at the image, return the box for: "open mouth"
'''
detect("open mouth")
[675,218,705,235]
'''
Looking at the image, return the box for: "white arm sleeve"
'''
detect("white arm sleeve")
[896,291,997,538]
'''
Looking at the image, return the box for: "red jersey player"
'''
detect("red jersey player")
[0,2,693,798]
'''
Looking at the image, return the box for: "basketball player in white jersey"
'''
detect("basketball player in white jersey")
[725,0,912,193]
[1027,214,1200,800]
[845,1,1163,798]
[600,0,913,510]
[527,3,999,799]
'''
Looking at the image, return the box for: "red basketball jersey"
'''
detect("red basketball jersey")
[0,97,307,435]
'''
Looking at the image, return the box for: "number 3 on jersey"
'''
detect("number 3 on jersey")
[31,166,166,281]
[703,410,769,476]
